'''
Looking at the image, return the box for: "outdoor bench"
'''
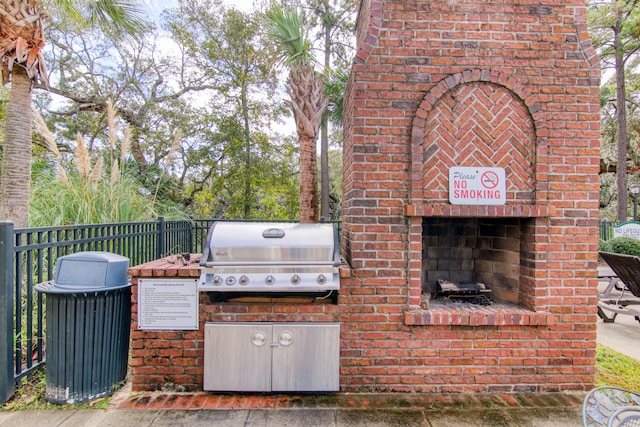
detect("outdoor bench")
[598,252,640,324]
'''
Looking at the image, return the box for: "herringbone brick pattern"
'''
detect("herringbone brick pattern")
[422,83,535,202]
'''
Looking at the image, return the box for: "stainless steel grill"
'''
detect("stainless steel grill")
[198,222,340,293]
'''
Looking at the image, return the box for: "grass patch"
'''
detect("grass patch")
[2,369,112,411]
[595,344,640,393]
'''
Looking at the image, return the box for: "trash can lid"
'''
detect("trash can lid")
[36,251,130,294]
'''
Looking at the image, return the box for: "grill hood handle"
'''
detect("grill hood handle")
[262,228,285,238]
[200,221,218,266]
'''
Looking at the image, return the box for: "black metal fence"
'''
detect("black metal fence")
[599,220,637,241]
[0,217,193,403]
[600,220,617,241]
[0,217,341,403]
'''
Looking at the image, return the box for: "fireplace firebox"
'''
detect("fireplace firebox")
[423,217,529,305]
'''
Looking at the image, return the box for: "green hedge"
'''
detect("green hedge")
[599,239,613,253]
[608,237,640,256]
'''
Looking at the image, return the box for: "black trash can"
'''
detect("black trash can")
[35,251,131,404]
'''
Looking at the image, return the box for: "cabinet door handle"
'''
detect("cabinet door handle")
[251,332,267,347]
[278,331,293,347]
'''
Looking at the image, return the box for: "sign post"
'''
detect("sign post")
[449,167,506,205]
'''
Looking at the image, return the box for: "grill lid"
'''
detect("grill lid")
[200,222,340,266]
[198,222,341,292]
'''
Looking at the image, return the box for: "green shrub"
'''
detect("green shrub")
[599,239,613,254]
[609,237,640,256]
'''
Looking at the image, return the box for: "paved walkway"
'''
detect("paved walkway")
[0,390,584,426]
[597,273,640,360]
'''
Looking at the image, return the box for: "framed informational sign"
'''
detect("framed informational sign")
[138,278,199,330]
[449,167,506,205]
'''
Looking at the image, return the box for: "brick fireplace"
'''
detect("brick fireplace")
[340,0,601,392]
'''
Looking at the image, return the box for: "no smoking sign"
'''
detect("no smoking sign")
[449,167,506,205]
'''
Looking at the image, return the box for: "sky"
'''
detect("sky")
[144,0,256,17]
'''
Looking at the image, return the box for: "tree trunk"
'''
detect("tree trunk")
[299,133,319,223]
[320,23,331,220]
[615,19,629,222]
[320,116,329,220]
[286,65,326,224]
[0,67,33,228]
[241,83,252,219]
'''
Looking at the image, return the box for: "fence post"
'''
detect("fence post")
[188,216,195,254]
[157,216,165,259]
[0,221,15,403]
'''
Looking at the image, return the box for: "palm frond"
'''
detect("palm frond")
[81,0,147,37]
[324,67,350,126]
[0,0,48,85]
[265,4,314,67]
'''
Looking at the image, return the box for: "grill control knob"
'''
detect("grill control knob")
[225,276,236,286]
[316,274,327,285]
[291,274,301,285]
[213,275,223,286]
[265,275,275,286]
[239,275,249,286]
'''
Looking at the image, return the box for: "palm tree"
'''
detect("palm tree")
[324,67,349,130]
[265,4,328,223]
[0,0,145,228]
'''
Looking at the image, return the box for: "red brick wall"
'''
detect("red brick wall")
[340,0,601,392]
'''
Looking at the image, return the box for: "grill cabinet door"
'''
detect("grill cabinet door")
[271,323,340,392]
[203,323,271,391]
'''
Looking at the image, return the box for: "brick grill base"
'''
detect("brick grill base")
[128,257,343,392]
